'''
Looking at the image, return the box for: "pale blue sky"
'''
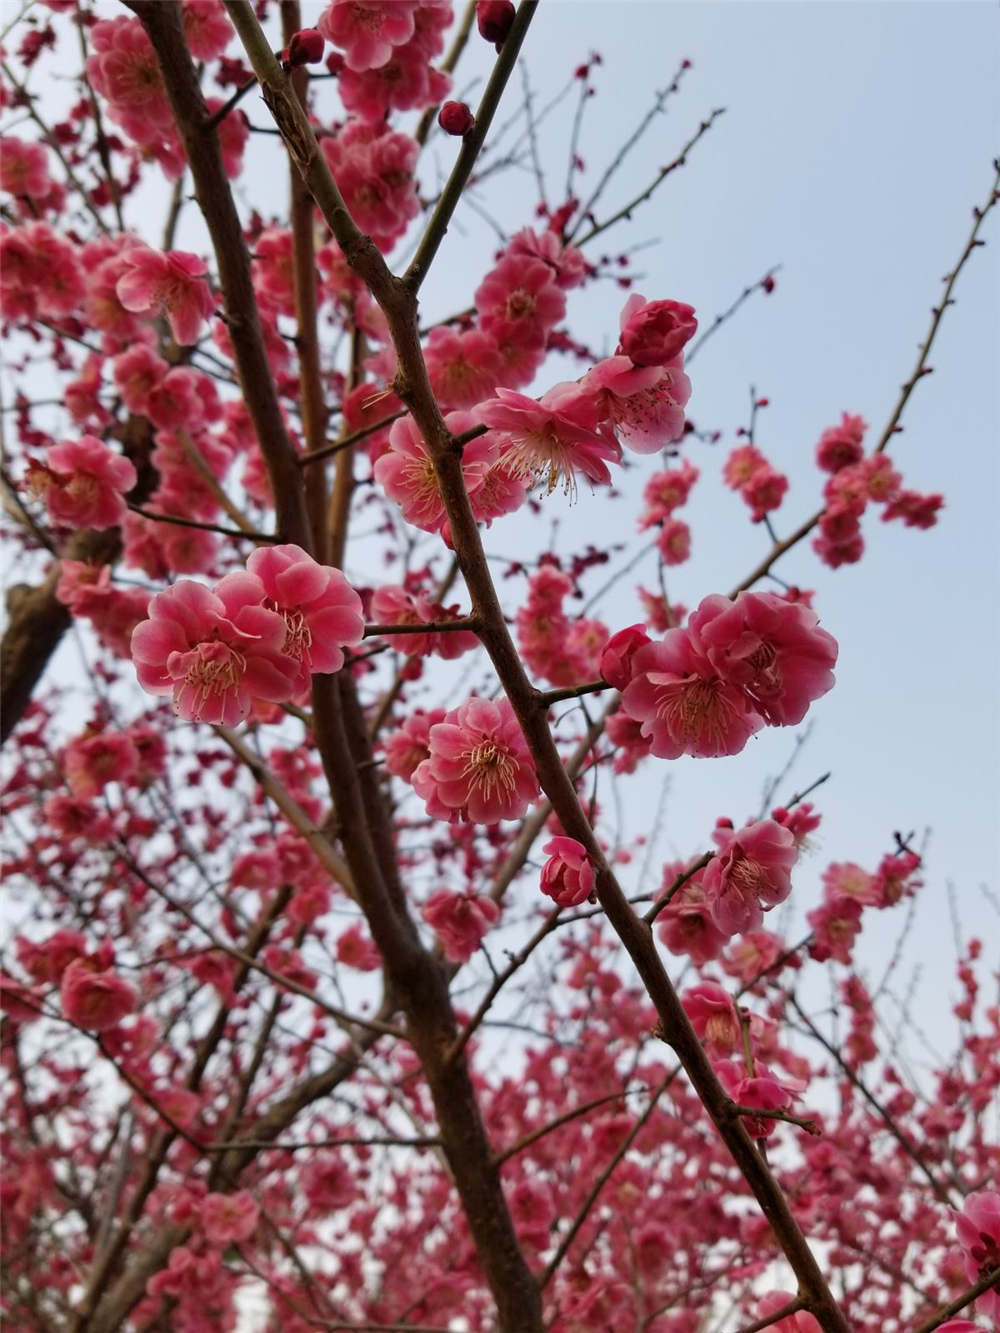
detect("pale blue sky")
[397,0,1000,1058]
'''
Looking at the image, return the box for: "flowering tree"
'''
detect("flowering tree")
[1,3,998,1332]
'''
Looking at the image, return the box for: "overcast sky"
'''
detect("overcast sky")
[398,0,1000,1062]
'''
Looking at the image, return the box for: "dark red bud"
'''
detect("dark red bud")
[476,0,515,45]
[286,28,325,66]
[762,274,776,294]
[438,101,475,137]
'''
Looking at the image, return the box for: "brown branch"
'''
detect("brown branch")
[911,1265,1000,1333]
[413,0,477,149]
[127,0,310,550]
[282,0,330,558]
[785,992,955,1205]
[540,1068,680,1287]
[732,159,1000,596]
[403,1,540,292]
[733,1298,806,1333]
[573,109,726,247]
[298,409,406,465]
[875,157,1000,453]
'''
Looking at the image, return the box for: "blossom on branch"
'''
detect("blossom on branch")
[412,696,540,823]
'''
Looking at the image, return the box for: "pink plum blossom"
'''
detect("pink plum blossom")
[955,1190,1000,1319]
[540,837,595,907]
[130,579,298,725]
[60,961,136,1031]
[702,819,798,936]
[383,708,447,783]
[807,894,863,965]
[116,247,216,346]
[374,410,496,533]
[582,355,691,453]
[36,436,136,530]
[687,591,838,727]
[318,0,418,71]
[243,544,364,684]
[622,630,761,759]
[477,383,621,496]
[656,877,729,966]
[618,294,698,367]
[200,1190,260,1247]
[62,730,140,797]
[599,625,651,690]
[714,1060,805,1139]
[475,253,567,345]
[0,137,53,200]
[815,412,867,473]
[681,982,742,1054]
[422,890,500,962]
[412,696,540,824]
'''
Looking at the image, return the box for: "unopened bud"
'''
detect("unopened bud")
[476,1,515,45]
[438,101,475,137]
[286,28,325,67]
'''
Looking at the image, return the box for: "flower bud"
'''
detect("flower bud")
[438,101,475,137]
[540,837,595,908]
[285,28,325,66]
[599,624,651,690]
[476,1,515,45]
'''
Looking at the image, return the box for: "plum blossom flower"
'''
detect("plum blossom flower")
[62,730,141,797]
[955,1191,1000,1319]
[374,410,495,533]
[882,488,944,529]
[200,1190,260,1247]
[807,893,863,965]
[382,708,446,783]
[130,579,297,725]
[318,0,417,71]
[116,247,216,346]
[475,253,566,345]
[600,624,652,690]
[60,961,136,1031]
[687,591,838,727]
[681,982,742,1054]
[243,544,364,686]
[477,383,621,496]
[714,1060,806,1139]
[412,696,539,824]
[422,890,500,962]
[815,412,867,473]
[34,436,136,530]
[0,137,53,200]
[582,355,691,453]
[622,630,761,760]
[617,294,698,367]
[540,837,595,907]
[656,877,729,965]
[702,819,798,936]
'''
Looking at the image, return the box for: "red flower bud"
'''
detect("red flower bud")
[286,28,325,66]
[762,274,776,294]
[476,1,515,45]
[438,101,475,137]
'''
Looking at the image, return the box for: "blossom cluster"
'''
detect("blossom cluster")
[376,279,697,536]
[811,412,943,567]
[617,589,838,760]
[723,440,789,524]
[516,564,608,687]
[410,695,540,824]
[130,544,364,724]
